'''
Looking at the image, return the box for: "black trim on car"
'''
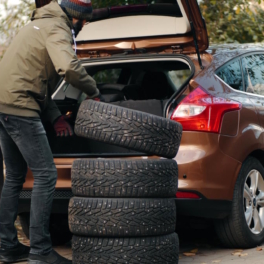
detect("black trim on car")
[18,190,73,214]
[18,189,233,219]
[176,197,232,219]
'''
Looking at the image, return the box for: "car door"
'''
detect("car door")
[242,53,264,141]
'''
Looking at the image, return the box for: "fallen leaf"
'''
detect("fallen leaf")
[231,251,248,257]
[183,252,196,256]
[234,249,243,252]
[191,248,199,253]
[232,252,242,256]
[257,247,263,251]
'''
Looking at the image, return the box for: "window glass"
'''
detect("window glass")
[168,69,191,89]
[94,0,177,8]
[217,60,243,91]
[243,54,264,96]
[93,69,122,84]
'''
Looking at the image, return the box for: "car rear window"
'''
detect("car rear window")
[93,0,178,8]
[93,69,122,84]
[92,0,182,20]
[168,69,191,89]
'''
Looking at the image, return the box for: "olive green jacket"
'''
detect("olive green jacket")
[0,0,99,123]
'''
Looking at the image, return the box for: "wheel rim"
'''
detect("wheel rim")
[244,169,264,234]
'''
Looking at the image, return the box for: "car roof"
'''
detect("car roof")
[205,43,264,69]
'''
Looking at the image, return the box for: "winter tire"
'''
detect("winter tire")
[68,197,176,237]
[74,100,182,159]
[215,157,264,248]
[72,233,179,264]
[71,159,178,198]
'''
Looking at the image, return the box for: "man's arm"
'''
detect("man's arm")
[45,24,100,98]
[42,97,62,124]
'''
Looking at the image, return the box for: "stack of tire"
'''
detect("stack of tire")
[69,100,182,264]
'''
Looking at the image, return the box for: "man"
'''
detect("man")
[0,0,101,263]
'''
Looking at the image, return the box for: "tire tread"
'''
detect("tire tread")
[74,100,182,159]
[71,159,178,198]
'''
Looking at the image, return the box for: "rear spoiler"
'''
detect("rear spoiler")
[91,4,183,22]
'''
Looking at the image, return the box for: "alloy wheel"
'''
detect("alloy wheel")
[244,169,264,234]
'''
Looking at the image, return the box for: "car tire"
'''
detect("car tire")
[72,233,179,264]
[74,100,182,159]
[69,197,176,237]
[71,159,178,198]
[215,157,264,248]
[19,213,72,246]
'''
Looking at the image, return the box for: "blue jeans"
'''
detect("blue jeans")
[0,114,57,255]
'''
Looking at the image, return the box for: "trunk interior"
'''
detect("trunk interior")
[46,57,193,157]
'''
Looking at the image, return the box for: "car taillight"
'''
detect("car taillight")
[171,87,242,133]
[176,191,200,199]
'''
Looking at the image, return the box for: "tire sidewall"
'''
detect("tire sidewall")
[235,157,264,245]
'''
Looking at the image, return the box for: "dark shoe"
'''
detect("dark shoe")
[0,242,30,263]
[28,249,72,264]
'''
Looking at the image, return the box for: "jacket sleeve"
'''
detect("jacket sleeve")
[41,97,62,124]
[41,73,62,124]
[45,24,100,98]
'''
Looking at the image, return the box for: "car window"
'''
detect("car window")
[93,69,122,84]
[243,54,264,96]
[217,59,243,91]
[168,69,192,89]
[93,0,177,8]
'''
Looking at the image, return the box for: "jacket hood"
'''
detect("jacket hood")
[31,0,73,29]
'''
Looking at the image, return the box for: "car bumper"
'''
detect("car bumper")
[174,131,241,218]
[17,132,241,218]
[175,132,242,201]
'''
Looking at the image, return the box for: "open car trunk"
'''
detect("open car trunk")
[76,0,208,59]
[47,55,194,157]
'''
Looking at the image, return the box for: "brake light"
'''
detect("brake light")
[171,87,241,133]
[176,192,200,199]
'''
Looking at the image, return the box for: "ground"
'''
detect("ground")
[1,217,264,264]
[178,227,264,264]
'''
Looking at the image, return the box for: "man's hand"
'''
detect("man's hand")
[53,115,74,137]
